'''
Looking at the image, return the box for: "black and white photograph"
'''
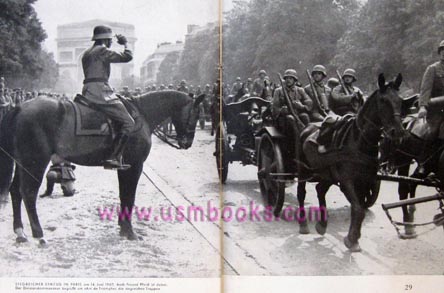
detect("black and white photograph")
[0,0,443,292]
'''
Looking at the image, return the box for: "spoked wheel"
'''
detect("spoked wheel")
[257,133,285,216]
[363,179,381,208]
[216,122,229,184]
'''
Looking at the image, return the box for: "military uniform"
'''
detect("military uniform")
[82,25,134,169]
[330,69,363,116]
[272,70,312,125]
[231,80,242,95]
[82,44,134,134]
[419,60,444,139]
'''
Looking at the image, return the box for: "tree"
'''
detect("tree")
[332,0,444,91]
[0,0,58,89]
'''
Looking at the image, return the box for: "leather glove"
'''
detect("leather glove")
[418,106,427,119]
[116,34,128,45]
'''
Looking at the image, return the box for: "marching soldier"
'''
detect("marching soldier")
[0,77,9,121]
[245,78,253,94]
[134,87,142,96]
[168,84,174,90]
[81,25,134,170]
[231,77,243,95]
[330,68,364,116]
[304,65,330,122]
[271,69,312,125]
[252,70,267,96]
[177,80,189,93]
[159,84,166,91]
[121,86,131,97]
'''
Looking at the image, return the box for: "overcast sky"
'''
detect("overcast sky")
[34,0,232,72]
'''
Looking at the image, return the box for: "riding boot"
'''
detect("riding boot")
[104,134,131,170]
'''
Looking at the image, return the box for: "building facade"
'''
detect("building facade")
[140,41,184,86]
[55,19,136,94]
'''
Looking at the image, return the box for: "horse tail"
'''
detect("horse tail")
[0,107,20,203]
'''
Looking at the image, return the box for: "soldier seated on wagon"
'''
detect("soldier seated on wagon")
[317,69,364,153]
[304,65,331,122]
[271,69,312,126]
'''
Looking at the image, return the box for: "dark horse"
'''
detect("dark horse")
[297,74,405,252]
[379,116,444,238]
[0,91,204,245]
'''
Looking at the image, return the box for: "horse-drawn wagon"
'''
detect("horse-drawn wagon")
[215,73,444,251]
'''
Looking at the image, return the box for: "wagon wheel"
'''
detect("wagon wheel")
[216,122,229,184]
[363,179,381,208]
[257,133,285,216]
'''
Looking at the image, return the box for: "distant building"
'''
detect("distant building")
[140,41,184,86]
[55,19,136,94]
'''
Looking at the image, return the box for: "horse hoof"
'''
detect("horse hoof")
[38,238,48,248]
[343,236,361,253]
[315,222,327,235]
[120,229,140,241]
[299,223,310,234]
[400,227,418,239]
[16,236,28,243]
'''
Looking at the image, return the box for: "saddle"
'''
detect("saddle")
[69,94,139,136]
[306,115,355,152]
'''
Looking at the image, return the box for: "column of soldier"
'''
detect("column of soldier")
[118,79,217,98]
[0,76,74,122]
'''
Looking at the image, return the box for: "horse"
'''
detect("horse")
[379,116,444,238]
[0,91,205,246]
[297,73,405,252]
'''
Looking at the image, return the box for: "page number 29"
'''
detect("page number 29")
[405,284,413,290]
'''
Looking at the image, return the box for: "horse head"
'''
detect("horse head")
[375,73,406,143]
[171,93,205,149]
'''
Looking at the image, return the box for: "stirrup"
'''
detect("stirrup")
[103,159,131,171]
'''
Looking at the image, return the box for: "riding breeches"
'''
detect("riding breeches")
[93,101,135,135]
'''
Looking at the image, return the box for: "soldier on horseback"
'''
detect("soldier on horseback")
[304,65,331,122]
[415,40,444,175]
[81,25,134,170]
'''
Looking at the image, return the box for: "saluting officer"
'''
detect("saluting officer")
[330,69,364,116]
[304,65,330,122]
[81,25,134,170]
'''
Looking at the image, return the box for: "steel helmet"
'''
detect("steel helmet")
[259,70,267,76]
[327,77,340,89]
[342,68,357,82]
[247,78,252,82]
[438,40,444,54]
[236,76,241,81]
[91,25,113,41]
[312,65,327,77]
[283,69,298,81]
[180,80,186,85]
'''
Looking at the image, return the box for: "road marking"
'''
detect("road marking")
[142,165,269,275]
